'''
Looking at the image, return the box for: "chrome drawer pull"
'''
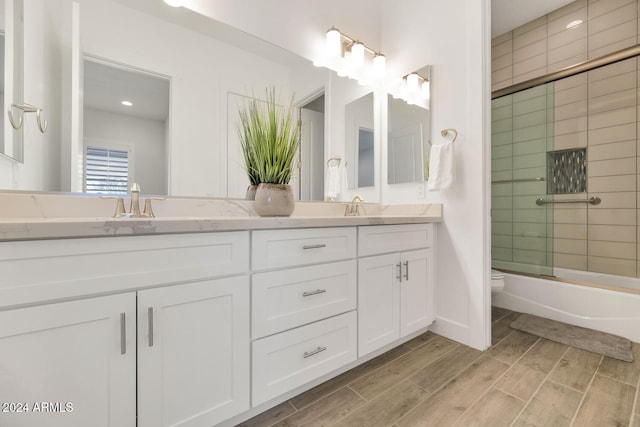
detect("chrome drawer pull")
[403,261,409,281]
[120,312,126,355]
[397,262,402,283]
[303,289,327,297]
[302,244,327,250]
[303,346,327,358]
[148,307,154,347]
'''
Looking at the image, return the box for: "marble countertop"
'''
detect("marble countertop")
[0,192,442,241]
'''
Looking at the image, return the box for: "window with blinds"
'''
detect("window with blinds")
[85,146,129,194]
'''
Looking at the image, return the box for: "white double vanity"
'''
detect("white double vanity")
[0,194,441,427]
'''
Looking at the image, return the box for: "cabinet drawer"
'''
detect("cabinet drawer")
[0,231,249,309]
[252,260,357,338]
[251,227,356,270]
[358,223,434,257]
[252,311,357,406]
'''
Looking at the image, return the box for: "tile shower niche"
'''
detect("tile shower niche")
[547,148,586,195]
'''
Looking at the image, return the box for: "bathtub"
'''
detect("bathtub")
[492,271,640,343]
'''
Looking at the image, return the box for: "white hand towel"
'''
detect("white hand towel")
[325,165,340,199]
[427,140,455,191]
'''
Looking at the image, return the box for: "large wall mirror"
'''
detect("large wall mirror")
[0,0,24,163]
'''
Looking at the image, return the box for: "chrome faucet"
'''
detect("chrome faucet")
[345,195,364,216]
[129,183,142,217]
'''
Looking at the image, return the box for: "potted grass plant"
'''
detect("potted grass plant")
[237,86,300,216]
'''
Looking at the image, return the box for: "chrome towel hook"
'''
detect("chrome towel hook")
[8,103,48,133]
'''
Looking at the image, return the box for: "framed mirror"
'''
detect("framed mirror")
[1,0,24,162]
[387,65,431,185]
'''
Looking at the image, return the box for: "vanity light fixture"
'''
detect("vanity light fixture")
[390,71,430,108]
[314,26,386,86]
[163,0,182,7]
[121,100,133,107]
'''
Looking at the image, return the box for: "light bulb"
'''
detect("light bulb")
[121,100,133,107]
[406,73,419,92]
[373,54,386,77]
[350,42,364,68]
[163,0,182,7]
[326,28,341,58]
[421,81,430,99]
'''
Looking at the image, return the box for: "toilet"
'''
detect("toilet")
[491,269,505,292]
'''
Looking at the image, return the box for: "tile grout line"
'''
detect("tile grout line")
[630,345,640,427]
[264,401,299,427]
[506,345,571,427]
[568,354,605,427]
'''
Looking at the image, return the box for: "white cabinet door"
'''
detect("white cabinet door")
[358,252,400,357]
[0,293,136,427]
[400,248,435,337]
[137,276,250,427]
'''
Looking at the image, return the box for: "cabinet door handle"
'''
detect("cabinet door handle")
[120,312,126,355]
[302,244,327,250]
[303,346,327,358]
[397,262,402,283]
[148,307,154,347]
[403,261,409,281]
[303,289,327,297]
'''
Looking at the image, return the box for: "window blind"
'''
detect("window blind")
[85,146,129,194]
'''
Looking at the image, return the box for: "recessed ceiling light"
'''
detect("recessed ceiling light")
[566,20,583,30]
[121,100,133,107]
[163,0,182,7]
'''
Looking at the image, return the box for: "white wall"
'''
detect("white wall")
[380,0,491,349]
[84,108,167,195]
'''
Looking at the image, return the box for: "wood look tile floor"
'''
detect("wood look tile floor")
[240,308,640,427]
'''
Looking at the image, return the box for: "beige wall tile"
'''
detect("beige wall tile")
[493,67,514,86]
[588,140,635,160]
[554,238,588,255]
[588,208,637,226]
[589,241,636,259]
[588,157,636,177]
[513,95,547,115]
[513,39,547,63]
[554,131,588,150]
[588,174,636,192]
[555,224,588,239]
[555,73,588,91]
[492,31,512,47]
[548,54,589,74]
[589,224,637,242]
[492,104,512,122]
[493,53,513,72]
[492,144,512,160]
[588,2,637,35]
[493,117,513,134]
[492,130,514,146]
[554,252,588,270]
[589,36,637,59]
[589,191,636,208]
[514,111,547,129]
[493,247,513,261]
[555,84,588,106]
[514,208,547,223]
[549,0,588,21]
[588,58,636,82]
[493,95,513,109]
[513,167,546,180]
[514,16,547,39]
[492,39,513,60]
[555,116,588,136]
[554,100,588,121]
[492,235,513,249]
[514,236,547,251]
[589,72,636,98]
[554,207,588,224]
[588,124,636,145]
[588,256,637,276]
[514,138,547,156]
[513,68,548,85]
[513,54,547,78]
[588,106,636,130]
[514,85,547,101]
[493,80,513,93]
[548,25,587,52]
[588,88,636,115]
[588,0,636,20]
[514,124,547,143]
